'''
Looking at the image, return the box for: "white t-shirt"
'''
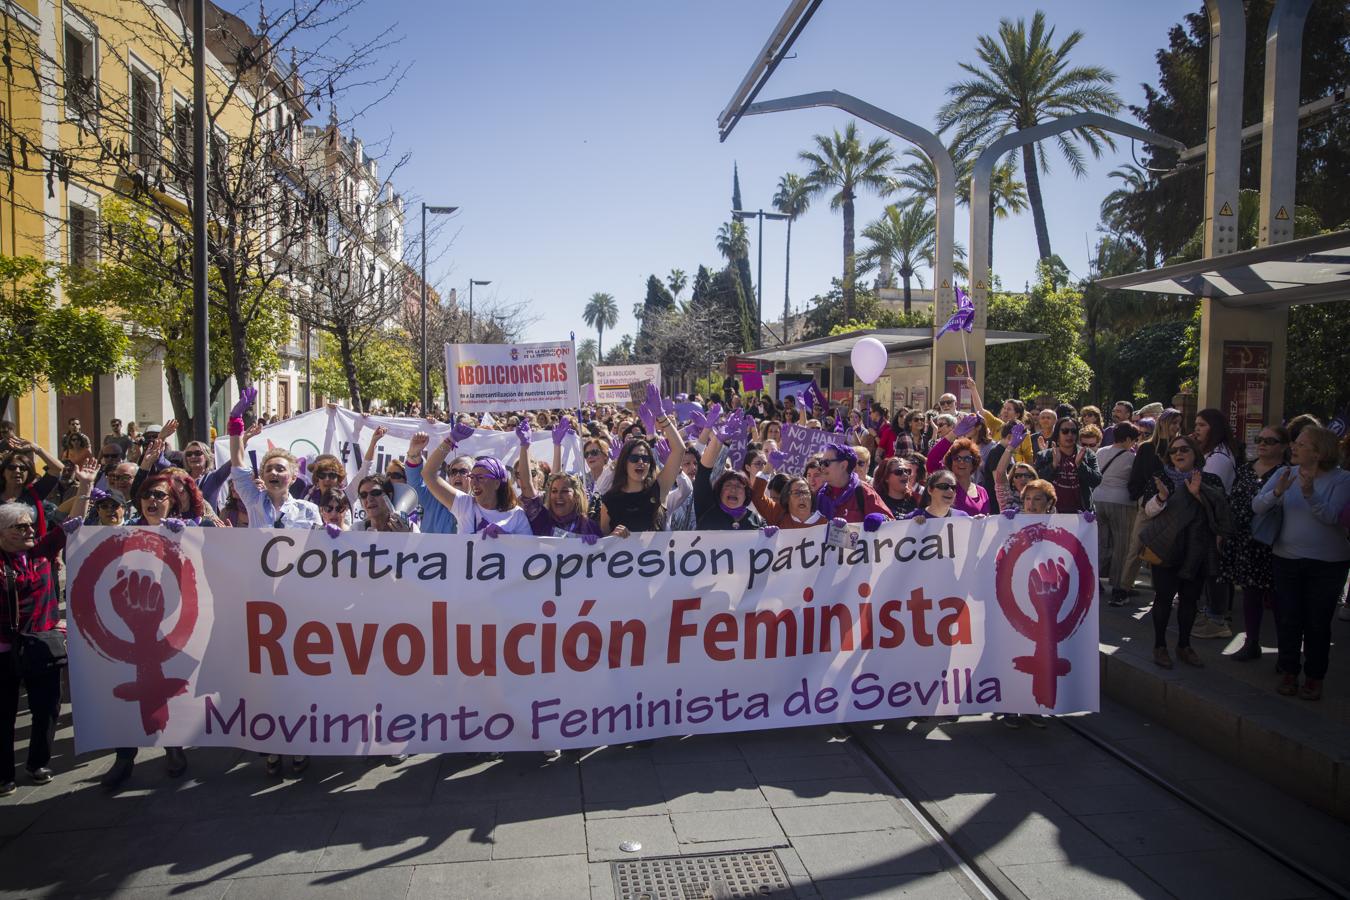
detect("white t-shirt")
[451,493,532,535]
[1092,445,1135,506]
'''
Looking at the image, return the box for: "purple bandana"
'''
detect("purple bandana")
[473,456,508,482]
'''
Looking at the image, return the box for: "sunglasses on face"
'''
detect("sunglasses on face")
[940,400,955,406]
[184,450,205,458]
[358,490,387,501]
[932,482,957,491]
[322,504,348,514]
[1255,436,1284,446]
[4,464,29,472]
[143,490,170,502]
[1012,472,1033,480]
[387,473,406,482]
[822,457,843,465]
[953,454,976,464]
[891,468,912,478]
[628,456,653,465]
[1169,447,1192,456]
[109,473,133,482]
[584,449,604,458]
[1060,429,1079,436]
[314,471,341,481]
[448,467,470,477]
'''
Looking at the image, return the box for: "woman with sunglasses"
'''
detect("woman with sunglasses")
[814,443,892,525]
[1138,435,1230,670]
[1222,425,1288,661]
[317,488,351,532]
[894,411,929,458]
[352,474,417,533]
[580,437,614,499]
[901,470,971,523]
[926,416,989,515]
[86,488,129,526]
[1092,421,1141,606]
[1252,425,1350,700]
[665,443,702,532]
[872,457,919,517]
[422,431,532,536]
[1033,417,1101,514]
[181,440,231,513]
[599,412,684,537]
[994,458,1038,513]
[1,441,62,536]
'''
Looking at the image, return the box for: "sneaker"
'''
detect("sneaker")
[999,714,1023,729]
[1026,715,1048,729]
[1153,647,1173,669]
[290,756,309,774]
[0,781,15,798]
[264,755,283,777]
[1277,673,1298,696]
[1190,618,1232,639]
[1176,646,1204,668]
[1108,589,1129,607]
[1230,641,1262,661]
[1299,678,1323,701]
[102,757,134,791]
[26,767,53,785]
[164,747,187,778]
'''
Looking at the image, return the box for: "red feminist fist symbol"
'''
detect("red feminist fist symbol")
[69,531,200,735]
[994,523,1094,709]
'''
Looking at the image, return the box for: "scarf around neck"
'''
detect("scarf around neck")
[816,472,860,519]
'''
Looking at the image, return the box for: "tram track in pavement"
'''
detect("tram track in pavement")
[841,716,1349,900]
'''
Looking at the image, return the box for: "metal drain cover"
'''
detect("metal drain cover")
[612,849,795,899]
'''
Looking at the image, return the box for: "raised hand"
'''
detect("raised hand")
[954,414,981,438]
[1186,470,1203,497]
[705,402,723,426]
[244,421,263,442]
[551,419,574,446]
[637,402,656,436]
[372,425,388,442]
[768,449,788,469]
[450,421,476,444]
[158,419,179,445]
[609,439,622,461]
[1009,422,1027,448]
[407,432,430,458]
[60,516,83,535]
[1274,467,1297,497]
[1028,558,1071,617]
[74,459,100,487]
[653,438,670,467]
[229,387,258,421]
[516,419,532,447]
[1153,476,1169,501]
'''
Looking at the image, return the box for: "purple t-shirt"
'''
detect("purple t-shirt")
[523,495,601,538]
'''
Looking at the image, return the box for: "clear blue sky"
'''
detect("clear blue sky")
[316,1,1192,345]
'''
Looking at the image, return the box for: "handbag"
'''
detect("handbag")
[1250,498,1283,547]
[5,563,67,677]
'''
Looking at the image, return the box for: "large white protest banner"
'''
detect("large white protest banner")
[446,341,579,413]
[66,518,1099,755]
[212,407,585,476]
[593,364,660,406]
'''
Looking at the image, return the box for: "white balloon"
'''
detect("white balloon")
[850,337,888,384]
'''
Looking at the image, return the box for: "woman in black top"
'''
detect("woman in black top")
[599,412,683,536]
[693,468,766,531]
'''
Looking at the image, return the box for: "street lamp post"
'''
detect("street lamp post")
[190,0,209,441]
[421,203,458,412]
[732,208,788,348]
[468,279,492,342]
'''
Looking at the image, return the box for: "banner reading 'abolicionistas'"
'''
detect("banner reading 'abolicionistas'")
[446,341,579,413]
[65,517,1098,755]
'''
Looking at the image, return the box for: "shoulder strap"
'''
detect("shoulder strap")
[1099,449,1126,478]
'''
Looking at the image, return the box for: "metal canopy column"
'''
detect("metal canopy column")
[744,91,957,407]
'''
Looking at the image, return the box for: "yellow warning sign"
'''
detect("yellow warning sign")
[1219,202,1234,216]
[941,279,950,289]
[975,280,986,289]
[1275,206,1289,220]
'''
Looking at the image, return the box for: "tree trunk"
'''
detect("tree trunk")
[164,365,196,447]
[899,268,913,314]
[842,192,856,323]
[336,328,364,412]
[783,218,792,339]
[1021,144,1052,260]
[597,325,604,360]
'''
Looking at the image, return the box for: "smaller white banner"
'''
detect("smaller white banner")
[594,364,661,405]
[446,341,580,413]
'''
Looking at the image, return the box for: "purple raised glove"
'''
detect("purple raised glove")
[60,517,82,535]
[516,419,532,447]
[863,512,887,533]
[689,409,709,433]
[762,525,780,538]
[325,522,342,538]
[1009,422,1027,448]
[653,438,670,467]
[715,411,744,445]
[768,449,788,469]
[638,403,656,435]
[954,414,981,438]
[163,518,185,533]
[1081,509,1096,523]
[1002,506,1018,520]
[609,440,622,460]
[297,456,309,477]
[705,402,723,426]
[581,531,599,545]
[481,522,505,539]
[229,386,258,420]
[450,422,476,444]
[551,420,573,445]
[662,399,675,418]
[834,415,845,434]
[684,423,702,441]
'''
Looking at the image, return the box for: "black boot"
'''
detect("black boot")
[1231,640,1262,661]
[102,757,134,791]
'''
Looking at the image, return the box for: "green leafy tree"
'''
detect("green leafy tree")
[65,201,289,439]
[636,274,676,358]
[1284,305,1350,418]
[576,338,599,386]
[937,11,1123,259]
[772,172,812,331]
[985,260,1093,403]
[858,202,969,313]
[798,121,896,322]
[892,146,1026,270]
[1115,320,1192,406]
[0,254,134,415]
[312,331,418,410]
[582,292,619,358]
[666,269,688,302]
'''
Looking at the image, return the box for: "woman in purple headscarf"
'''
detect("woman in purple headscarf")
[423,433,531,535]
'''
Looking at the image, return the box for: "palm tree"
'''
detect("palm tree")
[937,11,1123,259]
[582,292,619,358]
[798,121,896,322]
[772,172,812,335]
[576,337,599,385]
[666,269,687,302]
[716,220,748,263]
[859,203,969,314]
[892,147,1025,271]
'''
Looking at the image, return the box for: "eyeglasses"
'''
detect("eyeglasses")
[939,400,955,406]
[108,473,133,482]
[584,449,604,458]
[1169,447,1192,456]
[953,454,976,464]
[628,456,653,465]
[314,471,341,481]
[448,467,470,477]
[358,490,386,501]
[322,504,348,513]
[821,457,843,466]
[1254,436,1285,446]
[890,468,912,478]
[931,482,957,491]
[143,490,170,502]
[387,473,406,482]
[788,489,813,499]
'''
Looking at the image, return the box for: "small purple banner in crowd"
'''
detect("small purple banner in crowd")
[778,424,841,475]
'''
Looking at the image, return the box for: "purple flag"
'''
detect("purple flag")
[936,285,976,340]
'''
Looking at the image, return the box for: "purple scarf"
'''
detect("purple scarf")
[719,501,749,519]
[816,472,860,520]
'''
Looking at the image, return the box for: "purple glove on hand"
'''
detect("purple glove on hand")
[1008,422,1027,448]
[1002,506,1018,520]
[229,386,258,420]
[60,517,82,535]
[638,403,656,435]
[689,410,709,433]
[768,449,788,469]
[551,420,573,445]
[863,512,887,533]
[516,420,532,447]
[1081,509,1096,523]
[581,531,599,545]
[481,522,505,539]
[705,402,723,427]
[325,522,342,538]
[830,517,847,529]
[163,518,185,533]
[450,422,476,444]
[954,414,981,438]
[654,439,671,466]
[761,525,780,538]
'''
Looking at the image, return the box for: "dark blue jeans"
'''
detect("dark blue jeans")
[1272,556,1350,680]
